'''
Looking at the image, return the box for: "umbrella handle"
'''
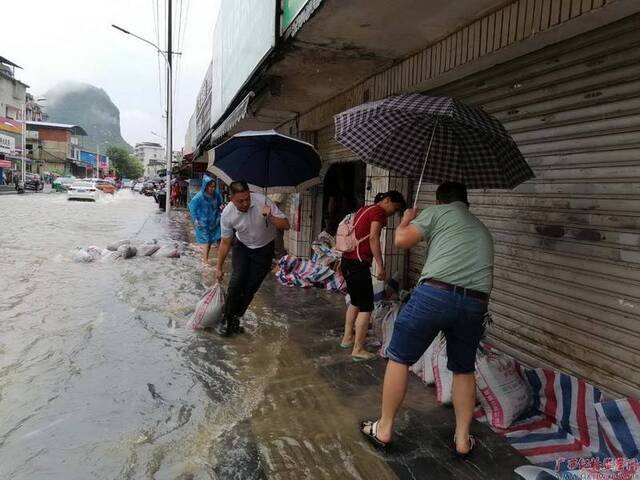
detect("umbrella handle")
[413,119,439,209]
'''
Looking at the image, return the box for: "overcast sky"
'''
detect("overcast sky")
[3,0,220,149]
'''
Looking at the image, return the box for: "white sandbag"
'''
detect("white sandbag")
[475,349,531,429]
[116,244,137,259]
[410,336,438,385]
[72,248,93,263]
[188,283,225,329]
[107,239,130,251]
[371,301,396,344]
[154,245,180,258]
[432,336,453,405]
[72,246,106,263]
[86,246,106,260]
[379,303,401,357]
[138,241,160,257]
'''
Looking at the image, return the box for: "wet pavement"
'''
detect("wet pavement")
[0,190,526,479]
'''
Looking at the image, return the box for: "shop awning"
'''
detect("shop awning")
[210,91,255,144]
[0,160,11,168]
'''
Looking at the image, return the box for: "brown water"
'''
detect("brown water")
[0,191,289,479]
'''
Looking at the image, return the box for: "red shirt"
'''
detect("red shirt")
[343,205,387,263]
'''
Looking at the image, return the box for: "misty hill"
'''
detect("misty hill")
[45,82,132,152]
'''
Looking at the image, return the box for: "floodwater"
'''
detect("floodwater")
[0,190,526,480]
[0,191,288,479]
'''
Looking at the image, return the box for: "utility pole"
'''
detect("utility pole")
[165,0,173,216]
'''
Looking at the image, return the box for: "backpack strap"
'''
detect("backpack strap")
[353,205,378,262]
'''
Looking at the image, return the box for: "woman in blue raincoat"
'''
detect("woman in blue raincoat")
[188,175,223,264]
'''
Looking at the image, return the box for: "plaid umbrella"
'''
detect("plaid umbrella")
[334,94,534,204]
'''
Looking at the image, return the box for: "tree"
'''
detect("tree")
[106,145,144,179]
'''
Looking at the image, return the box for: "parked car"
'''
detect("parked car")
[132,182,144,192]
[53,176,76,192]
[24,173,44,191]
[95,179,116,194]
[122,179,133,188]
[141,182,157,196]
[67,181,104,201]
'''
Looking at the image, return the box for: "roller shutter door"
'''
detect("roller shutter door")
[410,15,640,398]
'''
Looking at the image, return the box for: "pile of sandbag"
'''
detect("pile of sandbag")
[72,239,181,263]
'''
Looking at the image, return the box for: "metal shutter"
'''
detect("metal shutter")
[410,14,640,398]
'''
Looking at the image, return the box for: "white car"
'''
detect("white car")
[133,182,144,192]
[67,181,104,201]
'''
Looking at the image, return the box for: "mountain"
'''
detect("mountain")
[44,82,132,152]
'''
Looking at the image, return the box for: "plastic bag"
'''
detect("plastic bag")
[379,302,401,357]
[189,283,226,329]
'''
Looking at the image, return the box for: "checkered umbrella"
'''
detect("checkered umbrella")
[334,94,534,203]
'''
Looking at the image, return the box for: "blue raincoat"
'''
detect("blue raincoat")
[188,176,223,244]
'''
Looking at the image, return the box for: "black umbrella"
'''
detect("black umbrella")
[334,94,534,207]
[211,130,321,194]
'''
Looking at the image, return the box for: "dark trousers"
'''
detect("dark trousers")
[224,240,275,322]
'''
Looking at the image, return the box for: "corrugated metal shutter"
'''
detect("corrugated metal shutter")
[410,15,640,398]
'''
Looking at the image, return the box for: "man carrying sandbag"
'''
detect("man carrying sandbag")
[360,182,493,458]
[215,180,290,336]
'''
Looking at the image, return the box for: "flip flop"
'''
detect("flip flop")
[339,342,354,349]
[453,435,476,459]
[352,352,375,362]
[360,420,390,450]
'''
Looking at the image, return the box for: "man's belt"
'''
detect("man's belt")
[420,278,489,302]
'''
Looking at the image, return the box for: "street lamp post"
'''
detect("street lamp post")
[112,17,172,217]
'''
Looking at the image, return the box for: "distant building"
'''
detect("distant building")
[26,121,88,176]
[25,93,47,122]
[0,56,27,120]
[134,141,165,178]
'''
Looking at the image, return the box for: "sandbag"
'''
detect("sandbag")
[107,239,130,251]
[154,245,180,258]
[410,336,438,385]
[72,246,106,263]
[475,349,531,429]
[379,302,401,357]
[138,242,160,257]
[432,336,453,405]
[188,283,225,329]
[371,301,396,344]
[117,244,137,259]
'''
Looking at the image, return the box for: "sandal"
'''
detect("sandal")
[352,352,375,362]
[453,435,476,459]
[339,342,354,349]
[360,420,390,450]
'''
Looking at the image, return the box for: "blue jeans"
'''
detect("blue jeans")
[386,284,488,373]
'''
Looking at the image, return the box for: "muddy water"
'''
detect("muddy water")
[0,191,290,479]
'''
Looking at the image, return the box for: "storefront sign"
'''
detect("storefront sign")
[281,0,310,32]
[210,0,275,129]
[0,133,15,154]
[80,150,97,166]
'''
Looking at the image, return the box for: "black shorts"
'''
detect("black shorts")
[341,258,374,312]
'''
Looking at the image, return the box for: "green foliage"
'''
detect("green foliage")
[106,145,144,179]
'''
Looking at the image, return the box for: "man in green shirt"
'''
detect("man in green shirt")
[360,182,494,457]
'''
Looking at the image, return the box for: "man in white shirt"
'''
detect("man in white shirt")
[215,180,290,336]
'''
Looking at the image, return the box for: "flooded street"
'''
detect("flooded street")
[0,191,524,480]
[0,191,289,479]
